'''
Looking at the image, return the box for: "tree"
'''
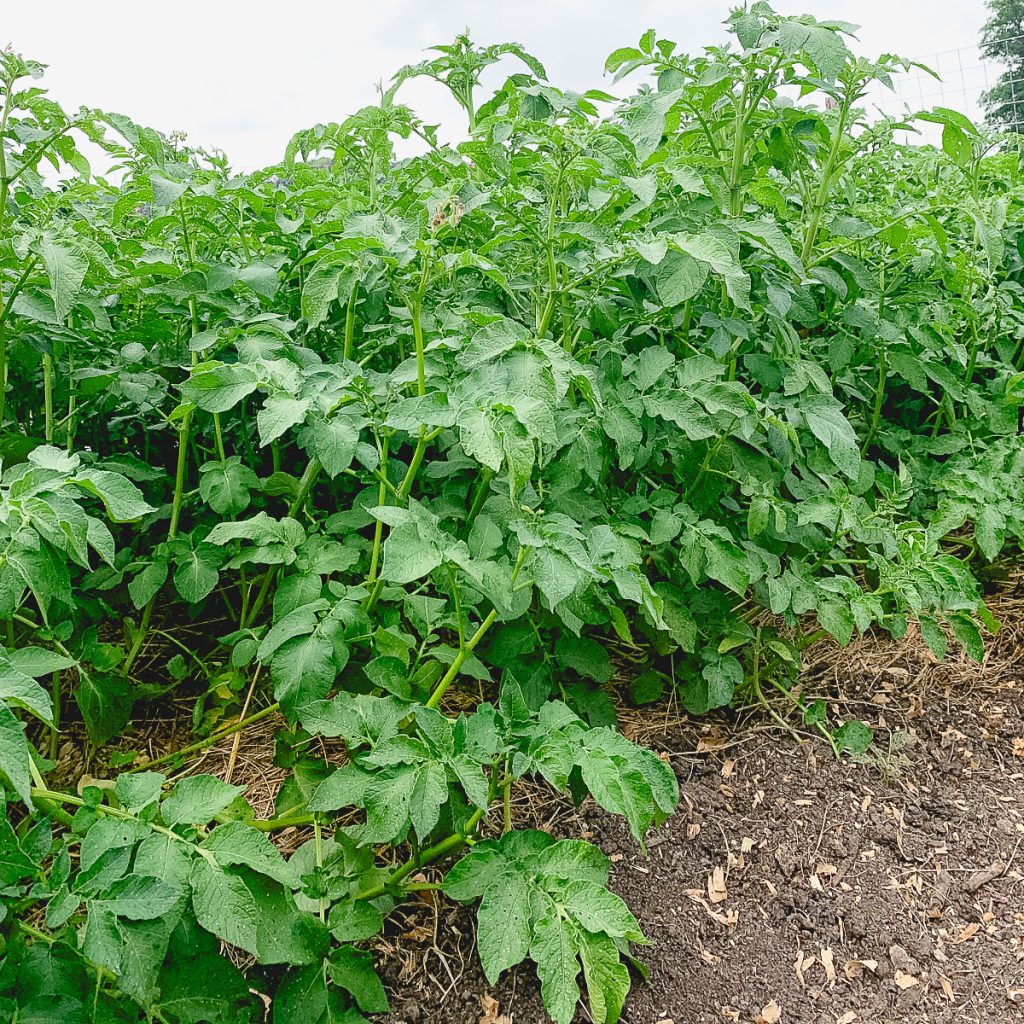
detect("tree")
[980,0,1024,132]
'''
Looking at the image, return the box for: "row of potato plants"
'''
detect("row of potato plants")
[2,5,1024,1021]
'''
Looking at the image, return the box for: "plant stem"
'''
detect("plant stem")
[0,256,41,429]
[425,545,529,709]
[49,669,60,761]
[241,458,321,629]
[366,437,389,587]
[800,98,851,264]
[343,277,359,361]
[42,352,54,442]
[354,805,488,902]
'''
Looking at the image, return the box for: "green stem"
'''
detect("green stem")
[363,430,433,614]
[502,771,512,834]
[49,669,60,762]
[343,277,359,362]
[537,165,567,337]
[0,256,41,428]
[65,340,76,451]
[425,546,529,710]
[466,468,493,525]
[800,99,851,265]
[728,82,749,217]
[354,805,487,902]
[241,459,321,629]
[42,352,54,442]
[366,437,389,587]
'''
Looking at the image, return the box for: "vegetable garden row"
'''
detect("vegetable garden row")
[1,4,1023,1021]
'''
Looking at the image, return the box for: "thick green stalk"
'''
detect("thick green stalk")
[124,300,201,674]
[0,256,41,429]
[363,432,430,613]
[536,166,566,337]
[42,352,54,442]
[800,99,851,265]
[365,438,389,586]
[242,458,321,628]
[425,545,529,710]
[353,804,488,902]
[343,277,358,361]
[65,336,76,451]
[728,81,749,217]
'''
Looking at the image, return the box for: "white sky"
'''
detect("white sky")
[5,1,993,171]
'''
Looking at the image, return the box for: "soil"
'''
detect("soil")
[374,579,1024,1024]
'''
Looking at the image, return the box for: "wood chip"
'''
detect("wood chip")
[755,1001,782,1024]
[844,958,878,980]
[820,947,837,986]
[894,970,919,990]
[708,866,728,904]
[966,861,1005,892]
[479,993,512,1024]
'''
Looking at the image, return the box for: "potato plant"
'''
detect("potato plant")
[1,5,1022,1021]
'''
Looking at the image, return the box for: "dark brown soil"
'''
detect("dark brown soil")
[376,593,1024,1024]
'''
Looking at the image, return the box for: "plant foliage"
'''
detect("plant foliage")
[1,5,1023,1020]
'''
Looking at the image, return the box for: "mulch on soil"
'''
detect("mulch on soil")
[372,572,1024,1024]
[52,572,1024,1024]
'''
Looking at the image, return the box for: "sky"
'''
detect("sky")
[3,1,994,171]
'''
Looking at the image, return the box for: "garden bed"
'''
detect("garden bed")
[368,573,1024,1024]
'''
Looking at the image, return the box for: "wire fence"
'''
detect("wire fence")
[862,32,1024,140]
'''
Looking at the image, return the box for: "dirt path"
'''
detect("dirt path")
[378,581,1024,1024]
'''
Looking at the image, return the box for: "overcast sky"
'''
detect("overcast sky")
[4,1,993,170]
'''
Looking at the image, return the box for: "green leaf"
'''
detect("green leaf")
[5,648,76,677]
[302,262,347,330]
[181,364,260,414]
[75,670,132,746]
[802,396,860,478]
[380,524,444,585]
[173,542,221,604]
[300,418,362,478]
[655,250,709,305]
[834,720,873,755]
[73,470,154,522]
[91,874,180,920]
[328,899,384,943]
[114,772,165,813]
[477,868,532,983]
[162,775,245,826]
[201,821,298,887]
[258,395,311,447]
[200,457,259,515]
[531,912,581,1024]
[155,917,261,1023]
[577,929,630,1024]
[560,880,643,941]
[702,535,750,595]
[189,857,260,954]
[38,237,88,323]
[273,963,364,1024]
[0,704,32,806]
[328,946,389,1014]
